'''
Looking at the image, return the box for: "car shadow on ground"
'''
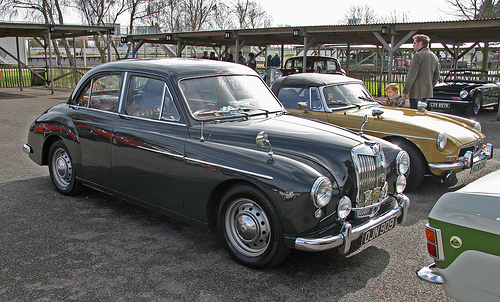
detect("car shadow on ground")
[1,176,392,301]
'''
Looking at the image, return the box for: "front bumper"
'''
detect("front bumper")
[428,143,493,171]
[416,263,444,284]
[294,194,409,253]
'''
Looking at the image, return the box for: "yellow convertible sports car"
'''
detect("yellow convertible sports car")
[272,73,493,190]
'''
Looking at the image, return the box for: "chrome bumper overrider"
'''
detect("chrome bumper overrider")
[428,143,493,171]
[294,194,409,253]
[416,263,444,284]
[23,143,33,154]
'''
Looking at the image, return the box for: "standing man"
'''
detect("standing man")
[403,34,440,109]
[238,51,246,65]
[247,53,257,70]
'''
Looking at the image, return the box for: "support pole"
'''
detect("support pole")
[16,37,23,91]
[47,30,54,94]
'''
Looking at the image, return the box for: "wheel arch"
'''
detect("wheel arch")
[207,179,267,231]
[383,135,428,168]
[41,135,64,166]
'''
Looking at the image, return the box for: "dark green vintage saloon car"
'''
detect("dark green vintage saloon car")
[23,58,410,268]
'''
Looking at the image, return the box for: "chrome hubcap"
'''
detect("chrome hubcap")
[52,148,72,188]
[225,199,270,256]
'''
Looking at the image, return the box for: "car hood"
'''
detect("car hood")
[339,105,484,145]
[433,82,480,93]
[194,113,397,174]
[200,113,367,151]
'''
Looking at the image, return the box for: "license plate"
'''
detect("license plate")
[429,102,450,109]
[471,159,487,174]
[361,217,397,245]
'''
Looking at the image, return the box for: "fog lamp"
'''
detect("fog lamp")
[337,196,352,219]
[395,175,407,193]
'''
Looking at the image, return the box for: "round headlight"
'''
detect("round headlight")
[311,177,333,208]
[395,175,407,193]
[337,196,352,219]
[436,132,447,151]
[460,90,469,99]
[473,122,481,132]
[396,150,410,175]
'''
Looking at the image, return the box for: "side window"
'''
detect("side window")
[278,88,300,109]
[87,74,122,111]
[310,88,322,110]
[124,76,180,121]
[161,88,181,121]
[326,60,338,72]
[314,61,325,71]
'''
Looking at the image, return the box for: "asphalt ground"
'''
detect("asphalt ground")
[1,87,499,301]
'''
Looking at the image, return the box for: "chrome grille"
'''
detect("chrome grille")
[458,139,484,157]
[352,143,388,218]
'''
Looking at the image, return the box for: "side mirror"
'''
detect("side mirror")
[297,101,308,113]
[372,108,384,118]
[359,115,368,135]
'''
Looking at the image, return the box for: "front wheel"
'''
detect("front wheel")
[466,92,482,116]
[386,138,426,191]
[217,184,289,268]
[48,140,82,195]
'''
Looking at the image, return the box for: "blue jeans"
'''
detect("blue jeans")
[410,98,427,109]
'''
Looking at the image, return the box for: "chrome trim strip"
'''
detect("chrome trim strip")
[186,157,274,180]
[295,194,409,252]
[132,147,273,180]
[137,146,184,159]
[416,263,444,284]
[345,128,436,141]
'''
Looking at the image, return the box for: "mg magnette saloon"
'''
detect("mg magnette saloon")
[23,58,410,268]
[272,73,493,191]
[417,168,500,302]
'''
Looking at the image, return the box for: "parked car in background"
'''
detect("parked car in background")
[429,69,500,116]
[280,56,345,76]
[417,168,500,302]
[272,73,493,190]
[23,58,410,268]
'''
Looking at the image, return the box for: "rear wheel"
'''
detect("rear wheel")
[48,140,82,195]
[217,184,289,268]
[466,92,482,116]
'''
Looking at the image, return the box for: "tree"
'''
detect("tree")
[381,9,410,23]
[210,2,235,30]
[1,0,76,67]
[445,0,500,20]
[341,5,378,24]
[445,0,500,70]
[183,0,217,31]
[233,0,272,29]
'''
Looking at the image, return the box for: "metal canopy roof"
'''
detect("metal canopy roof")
[124,19,500,48]
[0,22,116,39]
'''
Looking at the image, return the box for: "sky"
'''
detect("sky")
[257,0,454,27]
